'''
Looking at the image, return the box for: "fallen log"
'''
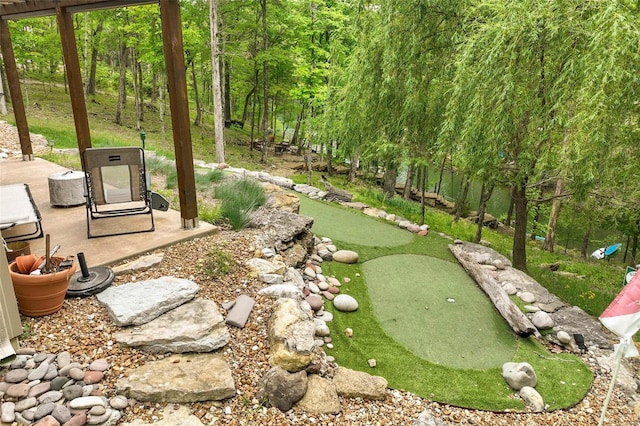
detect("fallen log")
[449,243,541,338]
[321,175,353,203]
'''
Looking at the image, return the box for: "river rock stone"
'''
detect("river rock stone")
[257,366,308,411]
[52,404,72,423]
[28,360,50,381]
[502,362,537,390]
[62,384,84,401]
[5,368,28,383]
[333,367,388,400]
[96,276,200,326]
[14,396,37,412]
[332,250,359,264]
[295,374,340,414]
[333,294,359,312]
[531,310,554,329]
[114,298,229,353]
[68,396,108,410]
[519,386,544,412]
[116,353,235,402]
[1,402,15,423]
[306,294,324,311]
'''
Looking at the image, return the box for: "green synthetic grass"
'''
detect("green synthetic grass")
[364,254,516,370]
[299,195,593,411]
[298,195,413,247]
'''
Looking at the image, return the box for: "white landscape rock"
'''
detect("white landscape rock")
[530,311,554,329]
[332,250,359,264]
[333,294,359,312]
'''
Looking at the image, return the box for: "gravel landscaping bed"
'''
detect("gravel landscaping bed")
[6,229,636,425]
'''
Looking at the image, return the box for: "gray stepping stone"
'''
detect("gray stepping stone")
[96,276,199,326]
[114,298,230,353]
[116,353,235,403]
[225,295,255,328]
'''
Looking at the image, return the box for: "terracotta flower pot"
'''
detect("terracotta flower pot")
[9,257,77,317]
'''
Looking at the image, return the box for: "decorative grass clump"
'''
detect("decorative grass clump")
[215,178,266,229]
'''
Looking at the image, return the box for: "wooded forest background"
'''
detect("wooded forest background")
[2,0,640,272]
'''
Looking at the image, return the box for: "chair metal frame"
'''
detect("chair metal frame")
[83,147,155,239]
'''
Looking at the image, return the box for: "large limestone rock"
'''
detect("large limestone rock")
[268,299,318,372]
[114,299,229,353]
[116,354,235,403]
[96,277,199,326]
[294,374,341,414]
[246,258,287,276]
[502,362,537,391]
[333,367,388,400]
[248,206,315,268]
[258,284,303,300]
[256,366,308,411]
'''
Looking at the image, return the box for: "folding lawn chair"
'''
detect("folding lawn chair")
[0,183,44,243]
[83,147,155,239]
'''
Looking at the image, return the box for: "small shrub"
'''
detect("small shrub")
[215,178,266,229]
[200,246,235,278]
[195,169,225,187]
[199,203,222,224]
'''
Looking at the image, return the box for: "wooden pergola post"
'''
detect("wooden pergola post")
[0,19,32,161]
[56,6,92,157]
[159,0,198,229]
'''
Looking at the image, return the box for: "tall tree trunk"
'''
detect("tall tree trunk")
[210,0,225,163]
[403,165,414,200]
[260,0,269,164]
[421,165,428,225]
[543,177,565,252]
[87,21,103,95]
[250,71,258,151]
[436,155,447,197]
[454,177,470,222]
[512,180,529,272]
[0,63,7,114]
[159,71,166,148]
[474,181,494,243]
[529,183,544,240]
[383,163,397,199]
[291,103,305,147]
[114,44,128,125]
[241,86,254,125]
[83,12,88,95]
[131,49,141,130]
[631,234,638,266]
[505,190,515,227]
[224,60,231,122]
[190,56,202,126]
[138,62,144,123]
[348,149,359,183]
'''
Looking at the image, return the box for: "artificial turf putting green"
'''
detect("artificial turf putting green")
[298,195,593,410]
[298,195,413,247]
[364,254,516,370]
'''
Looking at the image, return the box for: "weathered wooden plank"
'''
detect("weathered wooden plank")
[449,243,540,338]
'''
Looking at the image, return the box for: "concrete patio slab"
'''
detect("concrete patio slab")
[1,157,216,267]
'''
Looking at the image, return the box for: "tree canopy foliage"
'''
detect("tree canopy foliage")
[5,0,640,270]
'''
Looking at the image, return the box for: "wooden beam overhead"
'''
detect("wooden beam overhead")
[0,0,157,20]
